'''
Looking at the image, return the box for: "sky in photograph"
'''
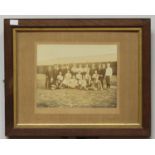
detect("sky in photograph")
[37,44,117,65]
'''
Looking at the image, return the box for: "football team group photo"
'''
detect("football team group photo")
[36,44,117,108]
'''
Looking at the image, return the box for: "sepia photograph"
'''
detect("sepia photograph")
[36,44,117,108]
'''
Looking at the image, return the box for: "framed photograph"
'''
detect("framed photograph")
[4,19,151,138]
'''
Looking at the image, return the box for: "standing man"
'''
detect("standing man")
[53,65,59,84]
[62,64,68,76]
[45,66,53,89]
[71,64,77,76]
[98,64,106,88]
[90,63,96,77]
[105,63,113,88]
[83,64,90,75]
[97,64,103,89]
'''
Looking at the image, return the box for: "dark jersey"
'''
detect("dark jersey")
[98,68,106,78]
[46,70,53,80]
[90,68,96,76]
[53,69,59,81]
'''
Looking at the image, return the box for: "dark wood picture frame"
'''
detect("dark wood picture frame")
[4,18,151,138]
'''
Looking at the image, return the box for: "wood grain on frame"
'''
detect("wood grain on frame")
[4,19,151,138]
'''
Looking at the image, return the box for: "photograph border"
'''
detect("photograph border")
[4,19,151,138]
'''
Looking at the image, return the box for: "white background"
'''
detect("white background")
[0,0,155,155]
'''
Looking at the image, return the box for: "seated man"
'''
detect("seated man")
[76,71,82,87]
[84,71,91,87]
[68,75,78,88]
[80,76,87,90]
[91,70,103,90]
[56,71,63,88]
[62,70,72,88]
